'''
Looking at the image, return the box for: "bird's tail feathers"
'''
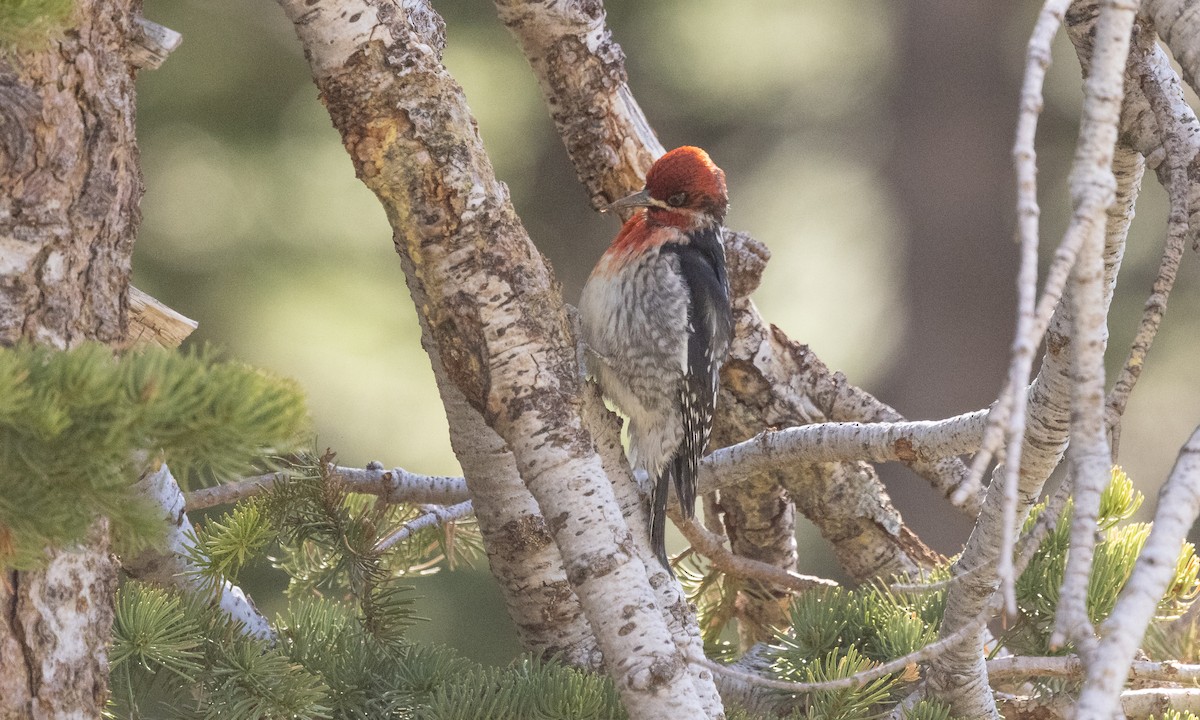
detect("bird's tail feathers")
[674,450,697,519]
[650,467,673,576]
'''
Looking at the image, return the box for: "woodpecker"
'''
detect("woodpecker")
[579,146,733,574]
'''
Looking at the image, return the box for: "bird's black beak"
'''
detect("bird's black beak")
[602,188,656,213]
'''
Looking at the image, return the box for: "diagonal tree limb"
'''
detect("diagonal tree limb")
[271,1,718,715]
[494,0,950,647]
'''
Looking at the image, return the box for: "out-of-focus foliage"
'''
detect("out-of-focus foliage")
[0,343,308,569]
[0,0,72,47]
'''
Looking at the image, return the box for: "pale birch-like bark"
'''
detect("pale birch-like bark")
[0,0,149,714]
[997,689,1200,720]
[390,286,602,667]
[1067,4,1200,241]
[494,0,947,647]
[1051,0,1136,653]
[580,386,724,716]
[123,463,275,640]
[1142,0,1200,98]
[271,1,714,715]
[186,464,472,510]
[926,4,1144,714]
[1105,55,1193,447]
[993,0,1072,616]
[988,654,1200,684]
[1074,425,1200,717]
[701,412,986,493]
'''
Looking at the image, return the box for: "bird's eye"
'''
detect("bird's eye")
[667,192,688,207]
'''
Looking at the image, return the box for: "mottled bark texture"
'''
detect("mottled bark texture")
[495,0,947,647]
[0,0,142,716]
[274,1,719,716]
[401,249,600,668]
[925,7,1147,712]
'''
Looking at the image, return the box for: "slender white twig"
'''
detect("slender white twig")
[993,0,1074,618]
[989,654,1200,684]
[186,464,471,510]
[373,500,474,552]
[1049,0,1137,652]
[1076,425,1200,716]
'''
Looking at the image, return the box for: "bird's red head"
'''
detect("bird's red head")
[607,146,728,229]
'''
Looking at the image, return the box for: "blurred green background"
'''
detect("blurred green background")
[134,0,1200,665]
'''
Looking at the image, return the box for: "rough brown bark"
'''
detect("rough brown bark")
[0,0,142,716]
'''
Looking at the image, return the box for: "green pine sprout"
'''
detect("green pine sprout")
[800,646,903,720]
[1006,466,1200,655]
[904,699,964,720]
[110,585,204,678]
[184,501,274,591]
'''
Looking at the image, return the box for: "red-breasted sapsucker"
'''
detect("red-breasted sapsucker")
[579,146,734,574]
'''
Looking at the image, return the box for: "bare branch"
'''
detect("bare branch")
[1052,0,1138,652]
[185,464,471,511]
[373,500,474,553]
[124,463,274,641]
[1105,53,1194,447]
[991,0,1073,616]
[700,412,986,497]
[676,517,838,594]
[989,654,1200,685]
[1076,424,1200,716]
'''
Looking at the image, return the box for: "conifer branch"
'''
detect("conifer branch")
[124,463,275,641]
[701,615,987,695]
